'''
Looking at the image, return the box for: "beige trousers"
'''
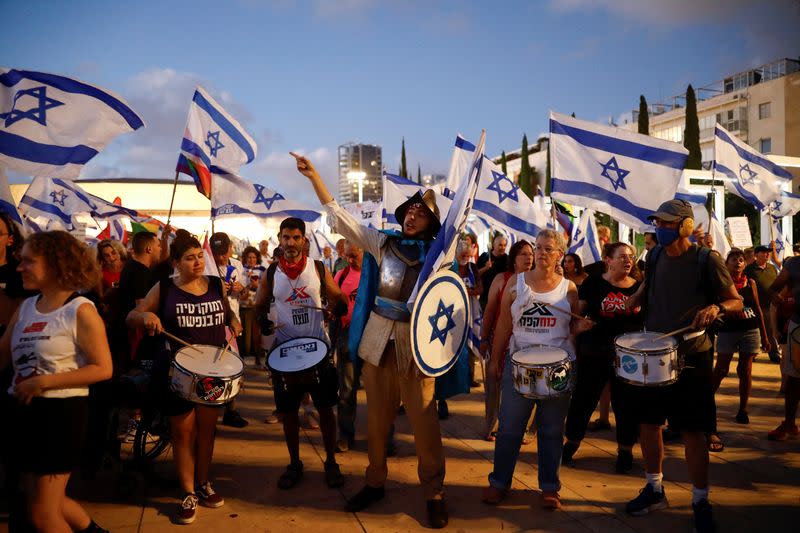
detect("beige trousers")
[362,342,446,500]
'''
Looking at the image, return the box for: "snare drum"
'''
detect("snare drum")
[268,337,331,392]
[614,332,679,386]
[511,346,573,399]
[170,344,244,405]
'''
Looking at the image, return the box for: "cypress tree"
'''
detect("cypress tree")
[684,84,702,170]
[638,95,649,135]
[417,163,421,184]
[501,151,508,176]
[400,137,408,178]
[519,134,534,199]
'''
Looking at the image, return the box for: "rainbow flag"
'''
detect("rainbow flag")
[175,86,257,199]
[131,220,160,234]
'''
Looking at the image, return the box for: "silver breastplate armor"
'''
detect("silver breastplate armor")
[374,239,423,321]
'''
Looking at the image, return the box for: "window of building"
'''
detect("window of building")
[759,102,771,119]
[760,138,772,154]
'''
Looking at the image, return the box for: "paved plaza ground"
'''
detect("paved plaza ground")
[2,353,798,532]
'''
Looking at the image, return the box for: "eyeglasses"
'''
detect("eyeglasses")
[614,254,636,261]
[534,245,559,254]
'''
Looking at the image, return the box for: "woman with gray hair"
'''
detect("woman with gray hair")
[483,229,592,510]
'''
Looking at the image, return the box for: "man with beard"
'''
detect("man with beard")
[291,152,450,529]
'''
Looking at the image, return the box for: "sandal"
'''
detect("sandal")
[481,486,507,505]
[707,433,724,452]
[302,411,320,430]
[277,461,304,489]
[587,419,611,432]
[485,431,497,442]
[324,460,345,488]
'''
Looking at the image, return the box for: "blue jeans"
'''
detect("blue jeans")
[488,354,571,493]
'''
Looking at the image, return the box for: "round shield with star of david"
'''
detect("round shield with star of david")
[410,270,470,377]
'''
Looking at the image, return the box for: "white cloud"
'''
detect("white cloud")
[548,0,760,26]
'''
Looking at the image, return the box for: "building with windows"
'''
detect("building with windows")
[619,57,800,187]
[337,142,382,204]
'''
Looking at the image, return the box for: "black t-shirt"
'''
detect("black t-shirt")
[719,278,759,332]
[478,252,508,308]
[118,259,155,318]
[0,259,31,299]
[576,274,642,352]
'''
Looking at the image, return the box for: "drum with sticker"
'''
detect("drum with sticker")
[170,344,244,405]
[614,332,680,386]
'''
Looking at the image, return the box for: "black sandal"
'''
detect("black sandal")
[324,460,345,488]
[277,461,303,489]
[707,433,724,452]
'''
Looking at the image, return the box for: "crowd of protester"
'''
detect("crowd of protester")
[1,206,799,531]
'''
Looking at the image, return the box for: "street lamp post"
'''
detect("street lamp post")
[347,170,366,203]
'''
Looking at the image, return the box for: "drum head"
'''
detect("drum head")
[512,346,568,365]
[175,344,243,376]
[615,331,677,351]
[410,270,470,377]
[269,337,329,373]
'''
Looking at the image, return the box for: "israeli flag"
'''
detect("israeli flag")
[446,134,550,242]
[382,172,451,229]
[568,208,602,266]
[211,172,320,222]
[177,86,257,198]
[715,124,791,210]
[0,166,22,225]
[768,190,800,218]
[0,68,144,179]
[410,131,486,305]
[688,204,731,258]
[343,200,382,229]
[18,177,140,228]
[550,111,688,231]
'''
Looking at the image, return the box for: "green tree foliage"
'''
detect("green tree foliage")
[400,137,408,178]
[638,95,649,135]
[500,151,508,176]
[684,84,702,170]
[519,134,534,200]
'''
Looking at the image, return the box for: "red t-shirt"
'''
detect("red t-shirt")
[334,266,361,328]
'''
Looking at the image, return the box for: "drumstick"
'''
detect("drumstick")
[162,331,202,353]
[531,300,587,322]
[215,334,236,363]
[294,303,327,312]
[652,325,696,343]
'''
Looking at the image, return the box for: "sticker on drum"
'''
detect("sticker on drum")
[621,355,638,374]
[549,364,570,392]
[196,377,227,402]
[269,336,329,373]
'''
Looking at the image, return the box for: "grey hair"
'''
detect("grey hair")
[536,229,566,252]
[457,239,472,255]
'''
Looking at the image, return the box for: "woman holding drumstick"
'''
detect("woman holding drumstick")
[127,234,242,525]
[483,229,593,510]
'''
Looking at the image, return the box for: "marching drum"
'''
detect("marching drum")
[511,346,573,399]
[614,332,680,386]
[170,344,244,405]
[268,336,331,391]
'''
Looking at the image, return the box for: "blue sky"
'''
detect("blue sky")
[3,0,799,203]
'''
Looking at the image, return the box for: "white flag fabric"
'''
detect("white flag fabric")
[410,131,486,304]
[568,209,602,266]
[768,191,800,218]
[715,124,792,210]
[689,204,731,258]
[0,165,22,225]
[550,111,688,231]
[382,172,451,229]
[176,86,257,198]
[343,200,382,229]
[0,68,144,179]
[446,134,550,242]
[211,172,321,222]
[18,177,140,228]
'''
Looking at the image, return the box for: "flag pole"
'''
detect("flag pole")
[166,170,179,228]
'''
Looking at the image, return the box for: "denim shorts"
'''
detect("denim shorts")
[716,328,761,355]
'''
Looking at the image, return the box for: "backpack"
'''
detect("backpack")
[642,244,717,316]
[264,259,327,313]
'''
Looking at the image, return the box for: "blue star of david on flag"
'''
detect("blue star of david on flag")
[486,170,520,204]
[775,238,785,256]
[0,86,64,127]
[49,189,67,206]
[599,156,630,191]
[205,130,224,157]
[253,184,284,210]
[769,201,783,222]
[428,299,456,345]
[738,163,757,185]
